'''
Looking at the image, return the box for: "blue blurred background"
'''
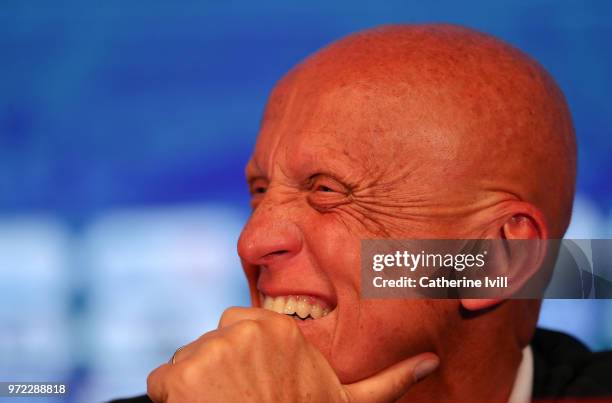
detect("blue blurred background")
[1,1,611,401]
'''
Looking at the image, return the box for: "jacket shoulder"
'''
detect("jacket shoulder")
[532,328,612,399]
[108,395,152,403]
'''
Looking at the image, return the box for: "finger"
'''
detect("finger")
[147,363,172,403]
[172,329,225,364]
[343,353,439,403]
[172,309,278,366]
[217,306,282,328]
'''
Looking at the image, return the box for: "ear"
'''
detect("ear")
[461,202,548,311]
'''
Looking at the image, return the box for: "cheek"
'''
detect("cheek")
[300,212,453,384]
[331,300,441,383]
[310,216,361,316]
[302,212,362,288]
[299,215,419,381]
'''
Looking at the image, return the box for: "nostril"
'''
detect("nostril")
[264,250,289,257]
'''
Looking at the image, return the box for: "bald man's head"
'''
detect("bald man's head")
[239,24,577,399]
[262,24,576,238]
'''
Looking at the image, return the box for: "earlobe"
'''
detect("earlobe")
[461,298,502,311]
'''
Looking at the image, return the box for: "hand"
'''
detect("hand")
[147,307,439,402]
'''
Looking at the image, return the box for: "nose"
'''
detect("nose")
[237,202,303,266]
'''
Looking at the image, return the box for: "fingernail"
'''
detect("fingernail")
[414,359,439,382]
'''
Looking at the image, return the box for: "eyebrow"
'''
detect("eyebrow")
[244,141,365,187]
[245,159,264,182]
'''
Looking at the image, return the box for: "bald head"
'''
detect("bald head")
[262,24,576,238]
[240,25,577,396]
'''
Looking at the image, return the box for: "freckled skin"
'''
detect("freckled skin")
[238,24,576,402]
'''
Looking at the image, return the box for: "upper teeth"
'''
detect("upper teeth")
[261,294,330,320]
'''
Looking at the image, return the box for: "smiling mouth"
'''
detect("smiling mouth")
[260,294,333,320]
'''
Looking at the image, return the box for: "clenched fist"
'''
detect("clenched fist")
[147,307,439,402]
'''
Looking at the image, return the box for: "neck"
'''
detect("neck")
[401,319,524,402]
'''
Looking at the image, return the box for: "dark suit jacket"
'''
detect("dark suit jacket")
[532,328,612,401]
[110,328,612,402]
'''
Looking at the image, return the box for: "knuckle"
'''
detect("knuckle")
[233,319,263,339]
[171,356,215,390]
[199,335,233,361]
[218,306,243,327]
[274,313,299,334]
[176,360,204,387]
[146,364,163,387]
[146,364,169,400]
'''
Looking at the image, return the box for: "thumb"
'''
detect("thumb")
[343,353,439,403]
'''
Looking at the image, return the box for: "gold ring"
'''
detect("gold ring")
[169,345,186,365]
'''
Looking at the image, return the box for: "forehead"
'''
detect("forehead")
[249,80,416,177]
[247,74,459,182]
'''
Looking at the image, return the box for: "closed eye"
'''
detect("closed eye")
[248,177,269,209]
[309,174,346,193]
[307,174,351,211]
[316,185,334,192]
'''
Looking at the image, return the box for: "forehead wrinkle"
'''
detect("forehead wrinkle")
[286,132,375,184]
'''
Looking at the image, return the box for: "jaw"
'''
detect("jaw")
[249,280,376,383]
[243,265,411,384]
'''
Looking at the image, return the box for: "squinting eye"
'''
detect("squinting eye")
[306,174,351,211]
[311,175,344,194]
[249,178,269,196]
